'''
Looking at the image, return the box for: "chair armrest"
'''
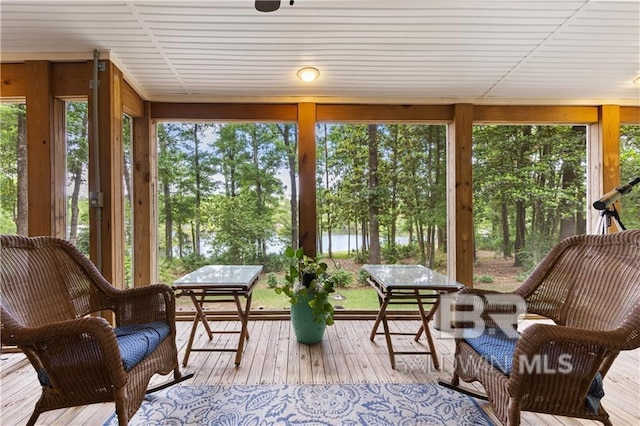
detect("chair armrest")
[508,323,623,397]
[4,316,128,389]
[106,284,177,328]
[516,322,628,356]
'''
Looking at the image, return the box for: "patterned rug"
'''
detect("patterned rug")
[104,383,494,425]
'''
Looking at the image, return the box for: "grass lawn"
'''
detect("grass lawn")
[251,287,379,310]
[251,287,425,311]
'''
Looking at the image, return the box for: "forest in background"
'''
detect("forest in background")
[1,102,639,287]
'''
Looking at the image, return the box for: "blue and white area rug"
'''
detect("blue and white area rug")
[104,383,494,425]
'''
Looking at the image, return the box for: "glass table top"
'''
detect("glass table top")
[173,265,263,289]
[362,264,463,290]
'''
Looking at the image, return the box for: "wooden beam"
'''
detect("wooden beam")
[89,60,125,291]
[123,80,144,118]
[316,104,453,122]
[132,102,158,287]
[298,102,316,257]
[588,105,620,234]
[447,104,474,287]
[51,62,90,98]
[474,105,598,124]
[0,63,26,98]
[620,106,640,124]
[150,102,297,122]
[25,60,51,236]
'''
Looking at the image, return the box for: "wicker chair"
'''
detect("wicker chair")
[440,230,640,425]
[0,235,191,426]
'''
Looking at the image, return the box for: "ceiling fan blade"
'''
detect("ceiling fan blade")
[255,1,281,12]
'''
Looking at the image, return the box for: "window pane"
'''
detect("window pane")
[473,125,587,292]
[317,123,448,311]
[157,122,296,311]
[0,103,27,235]
[65,101,90,254]
[620,125,640,230]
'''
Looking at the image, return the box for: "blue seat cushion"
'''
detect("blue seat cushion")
[463,327,518,375]
[115,321,171,371]
[462,327,605,413]
[37,321,171,386]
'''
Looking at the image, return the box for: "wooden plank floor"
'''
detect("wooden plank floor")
[1,319,638,425]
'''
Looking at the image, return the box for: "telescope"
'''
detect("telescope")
[593,176,640,210]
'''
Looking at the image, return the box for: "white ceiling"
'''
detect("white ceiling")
[1,0,639,105]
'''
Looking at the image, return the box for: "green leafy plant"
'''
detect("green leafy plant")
[274,246,337,325]
[267,273,278,289]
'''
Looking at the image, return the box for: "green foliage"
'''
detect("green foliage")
[181,253,210,272]
[0,210,16,234]
[0,103,24,230]
[65,101,90,244]
[396,242,420,259]
[254,252,287,273]
[273,246,337,325]
[331,269,353,288]
[514,231,554,271]
[267,273,278,289]
[620,125,640,230]
[473,125,587,258]
[75,227,90,256]
[381,243,400,264]
[476,275,494,284]
[352,250,369,264]
[356,268,370,285]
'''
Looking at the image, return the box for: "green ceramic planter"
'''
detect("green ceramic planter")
[290,291,327,344]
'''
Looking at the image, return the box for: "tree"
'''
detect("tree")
[276,124,298,249]
[620,125,640,230]
[66,102,89,244]
[367,124,381,263]
[473,124,586,268]
[0,103,27,234]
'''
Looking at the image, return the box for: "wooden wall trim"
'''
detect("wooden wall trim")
[620,106,640,124]
[123,80,144,118]
[474,105,598,124]
[316,104,453,122]
[1,63,26,98]
[150,102,297,121]
[89,61,125,292]
[588,105,621,234]
[25,61,55,236]
[51,62,90,98]
[447,104,474,287]
[132,102,158,286]
[298,102,317,257]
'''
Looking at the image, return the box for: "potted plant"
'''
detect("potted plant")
[274,246,337,344]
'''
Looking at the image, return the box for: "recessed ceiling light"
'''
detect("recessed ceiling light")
[297,67,320,82]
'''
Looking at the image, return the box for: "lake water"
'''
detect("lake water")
[268,234,410,254]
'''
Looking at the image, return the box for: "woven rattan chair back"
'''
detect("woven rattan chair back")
[1,234,185,426]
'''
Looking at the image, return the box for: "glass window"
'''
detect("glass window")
[317,123,448,310]
[0,103,27,235]
[157,122,295,311]
[65,101,90,253]
[473,125,587,292]
[620,125,640,230]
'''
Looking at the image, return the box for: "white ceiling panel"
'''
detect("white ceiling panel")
[1,0,638,104]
